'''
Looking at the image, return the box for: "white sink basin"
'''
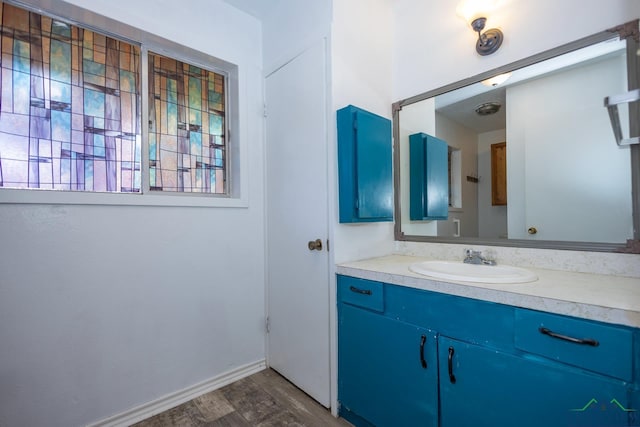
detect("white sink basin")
[409,260,538,284]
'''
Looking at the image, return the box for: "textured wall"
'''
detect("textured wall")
[0,1,266,426]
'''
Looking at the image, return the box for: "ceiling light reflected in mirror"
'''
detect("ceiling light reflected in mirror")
[481,72,511,87]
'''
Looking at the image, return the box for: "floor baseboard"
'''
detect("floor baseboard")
[87,359,267,427]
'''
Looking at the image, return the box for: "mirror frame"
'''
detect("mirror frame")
[392,20,640,253]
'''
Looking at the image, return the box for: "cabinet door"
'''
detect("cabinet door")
[339,304,438,427]
[409,132,448,220]
[354,109,393,220]
[337,105,393,223]
[439,337,634,427]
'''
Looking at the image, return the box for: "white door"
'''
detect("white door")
[519,54,632,243]
[502,52,634,243]
[265,39,330,407]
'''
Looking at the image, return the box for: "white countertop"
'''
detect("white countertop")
[336,255,640,328]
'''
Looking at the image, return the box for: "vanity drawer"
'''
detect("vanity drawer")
[514,309,633,381]
[337,275,384,312]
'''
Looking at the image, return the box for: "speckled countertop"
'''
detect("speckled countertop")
[336,255,640,328]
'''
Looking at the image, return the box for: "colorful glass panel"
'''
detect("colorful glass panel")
[0,3,141,192]
[148,52,226,193]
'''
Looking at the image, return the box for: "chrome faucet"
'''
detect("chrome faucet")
[464,249,497,266]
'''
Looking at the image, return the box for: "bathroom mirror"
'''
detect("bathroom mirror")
[393,21,639,252]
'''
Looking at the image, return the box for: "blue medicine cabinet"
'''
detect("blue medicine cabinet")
[337,105,393,223]
[409,132,448,220]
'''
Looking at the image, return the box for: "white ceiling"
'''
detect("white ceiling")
[221,0,270,19]
[437,88,507,134]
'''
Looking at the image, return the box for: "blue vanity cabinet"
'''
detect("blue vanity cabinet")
[337,276,438,427]
[439,336,632,427]
[337,105,393,223]
[409,132,448,220]
[339,304,438,427]
[632,388,640,427]
[337,274,640,427]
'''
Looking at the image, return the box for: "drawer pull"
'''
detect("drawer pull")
[349,285,372,296]
[419,335,427,369]
[539,327,599,347]
[448,346,456,384]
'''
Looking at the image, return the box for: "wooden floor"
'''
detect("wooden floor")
[132,368,352,426]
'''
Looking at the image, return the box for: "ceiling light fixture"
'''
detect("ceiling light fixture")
[475,101,502,116]
[457,1,504,56]
[470,17,504,56]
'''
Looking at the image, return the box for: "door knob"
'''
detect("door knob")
[528,227,538,235]
[308,239,323,251]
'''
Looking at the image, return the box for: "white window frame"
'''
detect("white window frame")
[0,0,246,208]
[448,147,462,209]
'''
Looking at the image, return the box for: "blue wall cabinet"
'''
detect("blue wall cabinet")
[337,274,640,427]
[337,105,393,223]
[409,132,448,220]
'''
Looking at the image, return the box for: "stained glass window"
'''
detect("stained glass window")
[148,52,226,193]
[0,3,141,192]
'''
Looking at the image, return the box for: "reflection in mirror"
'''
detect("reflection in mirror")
[395,26,639,251]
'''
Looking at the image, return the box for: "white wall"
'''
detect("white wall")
[328,1,395,414]
[393,0,640,100]
[478,129,507,238]
[0,1,266,426]
[435,113,478,238]
[331,0,395,264]
[261,0,332,74]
